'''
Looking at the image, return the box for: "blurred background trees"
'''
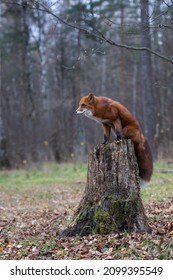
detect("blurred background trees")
[0,0,173,168]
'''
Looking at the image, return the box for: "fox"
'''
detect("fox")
[75,93,153,182]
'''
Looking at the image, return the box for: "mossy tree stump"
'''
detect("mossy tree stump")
[61,140,151,237]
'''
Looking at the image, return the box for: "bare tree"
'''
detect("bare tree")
[140,0,156,158]
[1,0,173,167]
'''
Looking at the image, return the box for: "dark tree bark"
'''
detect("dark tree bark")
[60,140,151,237]
[140,0,156,158]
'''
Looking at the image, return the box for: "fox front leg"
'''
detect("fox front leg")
[114,129,123,142]
[102,124,111,144]
[112,119,123,143]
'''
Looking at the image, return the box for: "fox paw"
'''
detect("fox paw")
[114,139,122,144]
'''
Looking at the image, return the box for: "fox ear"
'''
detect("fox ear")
[88,93,94,103]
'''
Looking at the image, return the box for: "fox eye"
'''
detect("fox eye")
[81,103,86,107]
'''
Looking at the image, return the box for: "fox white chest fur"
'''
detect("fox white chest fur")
[76,108,109,124]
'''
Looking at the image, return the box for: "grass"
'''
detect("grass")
[0,163,87,188]
[0,161,172,202]
[141,161,173,202]
[0,163,87,205]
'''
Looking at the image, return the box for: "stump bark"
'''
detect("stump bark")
[60,140,151,237]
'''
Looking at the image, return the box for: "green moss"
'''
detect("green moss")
[94,209,110,222]
[110,199,121,215]
[93,194,138,234]
[94,209,113,234]
[76,193,139,235]
[109,195,138,229]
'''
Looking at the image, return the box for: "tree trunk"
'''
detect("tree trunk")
[140,0,156,159]
[60,140,151,237]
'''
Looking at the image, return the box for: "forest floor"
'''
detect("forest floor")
[0,162,173,260]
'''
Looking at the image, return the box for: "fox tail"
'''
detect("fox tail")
[135,139,153,183]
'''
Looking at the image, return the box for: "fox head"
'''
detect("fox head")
[75,93,95,116]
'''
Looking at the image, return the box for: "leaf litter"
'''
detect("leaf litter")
[0,183,172,260]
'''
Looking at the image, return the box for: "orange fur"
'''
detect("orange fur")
[75,93,153,181]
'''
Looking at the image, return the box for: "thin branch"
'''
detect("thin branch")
[7,0,173,64]
[99,33,173,64]
[162,0,172,8]
[148,3,172,24]
[161,24,173,30]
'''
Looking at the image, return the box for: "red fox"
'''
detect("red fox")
[75,93,153,182]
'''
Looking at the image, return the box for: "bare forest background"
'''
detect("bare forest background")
[0,0,173,169]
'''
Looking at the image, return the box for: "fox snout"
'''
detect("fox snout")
[75,107,82,114]
[75,105,87,114]
[75,106,92,116]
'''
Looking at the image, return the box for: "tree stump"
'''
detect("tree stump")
[60,140,151,237]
